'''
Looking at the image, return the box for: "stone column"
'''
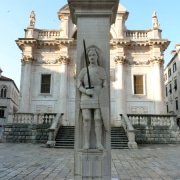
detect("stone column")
[58,56,70,123]
[150,57,165,114]
[68,0,119,179]
[114,55,126,126]
[18,55,33,112]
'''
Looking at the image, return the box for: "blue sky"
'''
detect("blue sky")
[0,0,179,89]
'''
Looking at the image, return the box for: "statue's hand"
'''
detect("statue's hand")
[86,89,93,96]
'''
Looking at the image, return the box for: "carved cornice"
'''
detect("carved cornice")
[56,38,74,47]
[110,39,170,51]
[114,56,126,65]
[149,56,164,65]
[21,55,34,63]
[57,56,70,65]
[149,39,170,51]
[16,38,37,50]
[110,39,131,47]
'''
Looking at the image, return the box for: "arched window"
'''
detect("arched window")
[0,86,7,98]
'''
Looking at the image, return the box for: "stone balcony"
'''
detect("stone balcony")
[24,28,159,41]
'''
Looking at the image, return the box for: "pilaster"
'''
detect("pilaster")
[57,56,70,122]
[150,56,165,114]
[19,55,34,113]
[114,55,126,126]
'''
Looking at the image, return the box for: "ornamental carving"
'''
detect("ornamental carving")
[149,56,164,64]
[127,60,150,65]
[59,13,65,21]
[36,105,52,113]
[35,56,70,65]
[114,56,126,65]
[57,56,70,65]
[131,106,148,114]
[38,59,58,64]
[21,55,34,63]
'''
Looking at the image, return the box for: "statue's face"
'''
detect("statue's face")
[88,50,98,65]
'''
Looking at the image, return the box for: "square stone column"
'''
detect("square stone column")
[68,1,119,179]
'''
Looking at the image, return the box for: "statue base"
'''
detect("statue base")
[74,149,110,180]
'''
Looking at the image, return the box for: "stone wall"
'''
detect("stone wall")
[134,125,180,144]
[3,123,50,143]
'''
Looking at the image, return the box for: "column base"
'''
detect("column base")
[74,149,110,180]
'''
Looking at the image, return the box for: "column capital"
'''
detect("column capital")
[57,56,70,65]
[21,55,34,64]
[149,56,164,65]
[114,56,126,65]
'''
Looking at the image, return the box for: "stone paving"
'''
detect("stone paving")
[0,143,180,180]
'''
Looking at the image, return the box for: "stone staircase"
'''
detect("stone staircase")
[55,126,75,149]
[55,126,128,149]
[111,127,128,149]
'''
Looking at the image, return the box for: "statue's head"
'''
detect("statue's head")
[87,47,100,66]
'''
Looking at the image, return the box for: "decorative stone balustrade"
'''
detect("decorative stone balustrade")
[121,114,137,149]
[38,30,60,40]
[8,113,56,125]
[127,114,177,127]
[46,113,64,147]
[126,30,150,40]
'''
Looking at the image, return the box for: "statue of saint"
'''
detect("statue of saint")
[152,11,159,29]
[77,47,108,150]
[29,11,35,27]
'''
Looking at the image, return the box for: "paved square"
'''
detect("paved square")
[0,143,180,179]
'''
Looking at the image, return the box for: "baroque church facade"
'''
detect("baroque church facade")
[16,3,169,126]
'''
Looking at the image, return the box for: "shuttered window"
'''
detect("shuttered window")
[134,75,144,94]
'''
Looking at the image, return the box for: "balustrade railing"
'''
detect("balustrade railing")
[8,113,56,125]
[126,30,150,40]
[38,30,60,39]
[127,114,177,128]
[46,113,64,147]
[121,114,137,149]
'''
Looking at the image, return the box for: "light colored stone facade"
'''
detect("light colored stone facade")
[0,69,19,123]
[16,3,169,126]
[164,45,180,116]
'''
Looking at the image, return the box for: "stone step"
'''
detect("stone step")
[55,126,129,149]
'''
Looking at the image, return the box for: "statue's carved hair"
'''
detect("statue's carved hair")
[87,47,100,65]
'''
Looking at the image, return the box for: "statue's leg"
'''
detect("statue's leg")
[94,109,104,150]
[82,109,91,150]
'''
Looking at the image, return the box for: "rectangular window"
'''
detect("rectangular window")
[174,79,177,90]
[0,109,4,117]
[168,69,171,77]
[40,74,51,93]
[166,104,168,113]
[169,83,172,94]
[165,86,168,96]
[173,62,177,72]
[176,99,178,110]
[134,75,144,94]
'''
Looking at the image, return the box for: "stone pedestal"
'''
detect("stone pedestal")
[75,150,110,180]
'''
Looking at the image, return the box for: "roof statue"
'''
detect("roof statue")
[29,11,36,27]
[152,11,160,29]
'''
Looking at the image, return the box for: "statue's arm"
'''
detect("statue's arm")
[77,79,86,94]
[77,68,87,94]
